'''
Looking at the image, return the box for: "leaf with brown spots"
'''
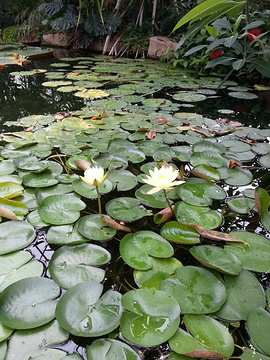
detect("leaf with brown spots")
[185,223,246,243]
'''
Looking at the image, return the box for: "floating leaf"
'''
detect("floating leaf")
[106,197,149,222]
[120,231,174,270]
[247,307,270,356]
[160,221,200,244]
[86,339,141,360]
[76,214,116,241]
[120,288,180,346]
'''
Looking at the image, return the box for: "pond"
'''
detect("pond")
[0,54,269,360]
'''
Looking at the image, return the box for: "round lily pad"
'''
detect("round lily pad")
[105,197,149,222]
[55,281,123,337]
[22,170,58,188]
[228,91,258,100]
[106,170,138,191]
[5,320,69,360]
[227,197,253,214]
[49,243,111,289]
[219,166,253,186]
[191,164,220,181]
[47,224,89,245]
[160,221,200,244]
[0,220,36,255]
[0,277,60,329]
[214,269,266,321]
[135,184,173,208]
[175,202,223,230]
[169,314,234,358]
[134,256,182,290]
[247,307,270,356]
[224,231,270,273]
[38,193,86,225]
[76,214,116,241]
[86,338,141,360]
[72,178,113,199]
[0,181,24,199]
[160,266,226,314]
[190,245,242,275]
[120,231,174,270]
[120,288,180,346]
[173,92,207,102]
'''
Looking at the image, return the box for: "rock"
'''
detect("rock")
[42,32,78,48]
[147,36,178,58]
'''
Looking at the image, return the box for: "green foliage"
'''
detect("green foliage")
[2,27,19,42]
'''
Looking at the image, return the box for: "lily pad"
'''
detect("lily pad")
[219,166,253,186]
[0,181,24,199]
[120,288,180,346]
[0,220,35,255]
[224,231,270,273]
[76,214,116,241]
[38,193,86,225]
[246,307,270,356]
[49,243,111,289]
[228,91,258,100]
[160,266,226,314]
[175,202,223,230]
[134,257,182,290]
[190,245,242,275]
[22,170,59,188]
[0,277,60,329]
[106,170,138,191]
[120,231,174,270]
[55,281,123,337]
[106,197,149,222]
[160,221,200,244]
[215,269,266,321]
[47,224,89,245]
[5,320,69,360]
[169,314,234,358]
[86,338,141,360]
[135,184,173,208]
[72,178,113,198]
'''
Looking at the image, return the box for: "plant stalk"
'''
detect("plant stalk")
[96,185,102,214]
[163,189,174,215]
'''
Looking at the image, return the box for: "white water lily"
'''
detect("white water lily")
[143,166,185,194]
[80,166,109,187]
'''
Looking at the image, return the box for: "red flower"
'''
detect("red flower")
[248,29,261,42]
[210,49,222,60]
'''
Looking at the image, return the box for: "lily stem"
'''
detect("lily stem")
[96,185,102,214]
[163,189,174,215]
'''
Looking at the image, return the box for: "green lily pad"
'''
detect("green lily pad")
[160,266,226,314]
[228,91,258,99]
[0,160,16,175]
[173,92,207,102]
[76,214,116,241]
[14,188,38,208]
[38,193,86,225]
[175,202,223,230]
[259,153,270,168]
[0,277,60,329]
[0,181,24,199]
[13,156,50,172]
[227,197,253,214]
[49,243,111,289]
[190,151,226,168]
[0,321,12,342]
[261,211,270,231]
[134,257,182,290]
[120,288,180,346]
[191,164,220,181]
[172,146,192,162]
[47,224,89,245]
[35,184,73,204]
[160,221,200,244]
[5,320,69,360]
[106,170,138,191]
[190,245,242,275]
[219,166,253,186]
[0,220,35,255]
[86,338,141,360]
[177,178,226,206]
[55,281,123,337]
[106,197,149,222]
[120,231,174,270]
[27,210,50,227]
[224,231,270,273]
[247,307,270,356]
[241,348,270,360]
[169,315,234,358]
[193,140,226,154]
[94,153,128,170]
[22,170,59,188]
[214,269,266,321]
[0,197,28,216]
[72,178,113,198]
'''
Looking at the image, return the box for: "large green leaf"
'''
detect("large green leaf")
[76,214,116,241]
[0,182,24,199]
[38,193,86,225]
[160,266,226,314]
[120,288,180,346]
[247,307,270,356]
[106,197,149,222]
[120,231,174,270]
[0,277,60,329]
[49,244,110,289]
[86,339,141,360]
[55,282,123,337]
[160,221,200,244]
[215,269,266,321]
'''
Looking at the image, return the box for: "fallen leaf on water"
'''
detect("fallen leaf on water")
[137,127,150,132]
[153,205,174,224]
[0,206,18,220]
[157,118,168,124]
[228,159,241,168]
[145,129,157,139]
[191,171,212,182]
[189,125,211,137]
[101,216,131,232]
[237,136,258,145]
[74,159,91,171]
[185,223,246,243]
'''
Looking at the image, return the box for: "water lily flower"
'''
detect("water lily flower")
[80,166,109,214]
[80,166,108,187]
[248,29,261,42]
[143,166,185,195]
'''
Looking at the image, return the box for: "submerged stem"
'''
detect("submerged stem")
[96,185,102,214]
[163,189,174,215]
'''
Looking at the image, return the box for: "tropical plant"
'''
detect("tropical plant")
[171,0,270,82]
